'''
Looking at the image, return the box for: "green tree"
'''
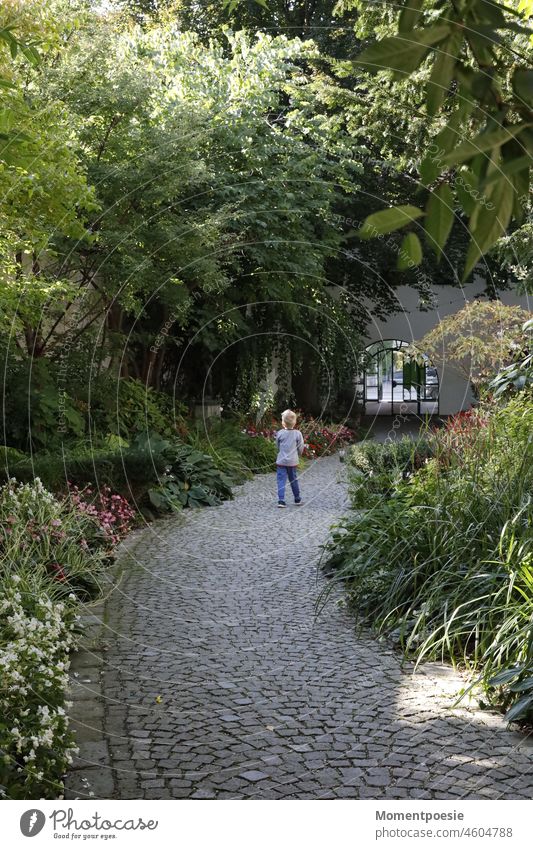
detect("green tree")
[418,299,532,394]
[37,17,363,406]
[346,0,533,280]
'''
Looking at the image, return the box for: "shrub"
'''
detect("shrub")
[242,416,356,462]
[187,420,277,482]
[145,437,234,514]
[323,391,533,725]
[0,475,131,799]
[348,435,434,507]
[0,359,85,452]
[0,479,111,601]
[0,445,168,500]
[107,379,187,440]
[0,579,78,799]
[300,420,356,458]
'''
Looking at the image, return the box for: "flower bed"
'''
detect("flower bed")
[244,416,356,459]
[323,391,533,726]
[0,478,135,799]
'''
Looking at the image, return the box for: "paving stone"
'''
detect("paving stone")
[239,770,269,782]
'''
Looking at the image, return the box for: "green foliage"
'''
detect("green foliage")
[323,392,533,724]
[142,435,234,513]
[351,0,533,279]
[348,435,434,507]
[0,474,119,798]
[109,379,186,440]
[0,358,85,452]
[32,19,363,402]
[417,300,532,393]
[186,420,277,482]
[490,319,533,396]
[0,445,168,500]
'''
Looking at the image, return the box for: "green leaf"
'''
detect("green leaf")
[455,168,478,216]
[463,177,514,279]
[425,183,455,259]
[399,0,425,33]
[490,666,523,687]
[398,232,423,270]
[513,69,533,107]
[475,0,505,26]
[426,34,461,117]
[355,25,451,76]
[442,124,530,166]
[482,155,531,187]
[505,693,533,723]
[358,205,424,239]
[20,44,40,65]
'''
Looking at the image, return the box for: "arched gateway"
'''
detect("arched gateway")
[357,339,439,416]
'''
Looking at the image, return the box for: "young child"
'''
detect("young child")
[275,409,304,508]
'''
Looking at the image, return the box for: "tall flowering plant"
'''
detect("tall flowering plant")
[0,479,110,600]
[433,408,490,466]
[0,477,136,799]
[299,420,356,458]
[0,578,78,799]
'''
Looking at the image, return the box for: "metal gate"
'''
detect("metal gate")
[358,339,439,416]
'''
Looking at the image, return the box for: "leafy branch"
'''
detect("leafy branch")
[354,0,533,280]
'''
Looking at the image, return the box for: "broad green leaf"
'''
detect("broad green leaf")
[426,33,461,117]
[355,25,451,76]
[425,183,455,259]
[465,26,499,65]
[442,124,530,166]
[482,155,531,187]
[474,0,505,25]
[419,153,440,186]
[20,44,40,65]
[513,69,533,106]
[505,693,533,723]
[398,232,423,269]
[358,205,424,239]
[463,177,514,279]
[399,0,424,33]
[490,666,523,687]
[455,168,478,216]
[470,70,499,102]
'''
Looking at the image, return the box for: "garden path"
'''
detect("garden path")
[66,454,533,800]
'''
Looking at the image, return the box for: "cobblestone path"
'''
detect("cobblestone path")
[66,456,533,800]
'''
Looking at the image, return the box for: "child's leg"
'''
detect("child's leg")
[276,465,287,502]
[287,466,301,501]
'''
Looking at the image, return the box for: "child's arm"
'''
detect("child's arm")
[296,430,304,456]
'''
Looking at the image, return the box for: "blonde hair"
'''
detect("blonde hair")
[281,409,297,429]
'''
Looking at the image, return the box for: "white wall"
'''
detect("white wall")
[364,283,532,415]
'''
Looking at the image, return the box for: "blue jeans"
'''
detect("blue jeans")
[277,465,301,502]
